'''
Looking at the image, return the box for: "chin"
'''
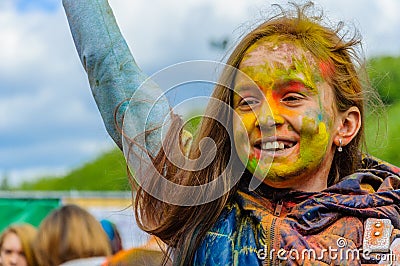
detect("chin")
[262,179,296,189]
[258,170,304,189]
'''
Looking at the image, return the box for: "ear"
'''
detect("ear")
[334,106,361,147]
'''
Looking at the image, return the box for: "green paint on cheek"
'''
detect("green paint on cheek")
[247,157,258,173]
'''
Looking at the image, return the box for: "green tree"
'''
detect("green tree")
[0,172,10,190]
[368,56,400,105]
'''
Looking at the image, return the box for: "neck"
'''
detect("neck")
[291,174,328,192]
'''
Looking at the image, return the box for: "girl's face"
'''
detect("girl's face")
[233,40,341,191]
[0,232,28,266]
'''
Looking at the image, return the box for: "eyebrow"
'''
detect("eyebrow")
[273,79,317,93]
[233,83,260,93]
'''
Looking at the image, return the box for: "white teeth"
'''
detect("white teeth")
[260,141,296,151]
[279,142,284,149]
[265,142,272,150]
[262,141,285,150]
[273,142,279,149]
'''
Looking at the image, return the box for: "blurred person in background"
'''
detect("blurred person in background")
[100,219,123,255]
[105,235,168,266]
[34,204,112,266]
[0,223,38,266]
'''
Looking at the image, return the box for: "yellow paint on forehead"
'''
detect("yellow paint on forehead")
[240,39,322,94]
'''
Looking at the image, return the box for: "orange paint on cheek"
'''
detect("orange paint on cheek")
[268,98,299,119]
[266,90,284,117]
[267,87,300,119]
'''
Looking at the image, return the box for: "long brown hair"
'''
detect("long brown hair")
[132,2,376,264]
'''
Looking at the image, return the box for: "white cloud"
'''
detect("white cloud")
[4,167,68,187]
[107,0,273,71]
[311,0,400,57]
[0,86,100,133]
[108,0,400,71]
[0,5,70,74]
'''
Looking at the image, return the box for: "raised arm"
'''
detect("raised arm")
[63,0,170,155]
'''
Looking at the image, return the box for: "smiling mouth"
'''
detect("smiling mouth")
[255,140,296,152]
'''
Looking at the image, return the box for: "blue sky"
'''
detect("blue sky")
[1,0,400,186]
[15,0,59,12]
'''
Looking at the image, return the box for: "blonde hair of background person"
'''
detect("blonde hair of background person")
[34,204,112,266]
[0,223,38,266]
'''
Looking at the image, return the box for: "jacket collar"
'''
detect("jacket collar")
[236,155,400,232]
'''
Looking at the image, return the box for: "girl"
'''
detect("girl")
[63,0,400,265]
[0,224,38,266]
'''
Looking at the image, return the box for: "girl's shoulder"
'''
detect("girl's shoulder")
[361,154,400,176]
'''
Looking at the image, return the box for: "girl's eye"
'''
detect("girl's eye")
[281,93,305,106]
[237,97,259,110]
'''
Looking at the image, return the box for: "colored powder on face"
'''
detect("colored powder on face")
[264,117,330,183]
[292,58,319,92]
[298,118,329,165]
[235,39,335,185]
[240,112,257,131]
[318,60,335,80]
[241,55,321,97]
[315,82,337,129]
[318,113,323,123]
[247,157,259,173]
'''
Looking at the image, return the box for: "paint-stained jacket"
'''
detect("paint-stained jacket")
[63,0,400,265]
[193,156,400,265]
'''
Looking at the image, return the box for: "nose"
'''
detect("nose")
[255,101,284,129]
[9,254,18,265]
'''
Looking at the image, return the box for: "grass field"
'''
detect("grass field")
[19,148,129,191]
